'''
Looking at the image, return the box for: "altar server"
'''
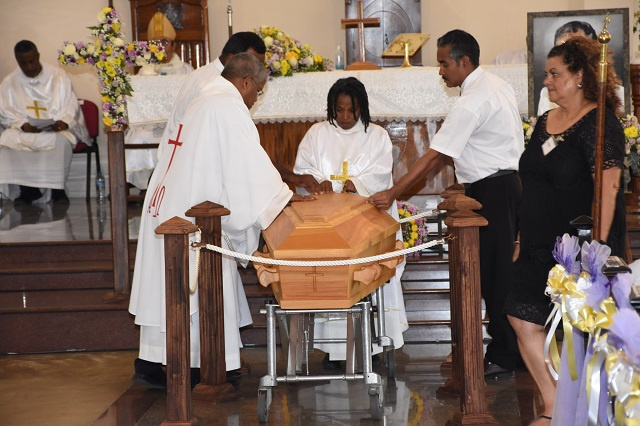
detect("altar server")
[129,53,307,387]
[0,40,89,204]
[294,76,407,366]
[369,30,524,379]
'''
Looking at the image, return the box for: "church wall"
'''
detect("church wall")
[0,0,636,198]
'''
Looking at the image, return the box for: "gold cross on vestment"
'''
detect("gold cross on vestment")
[26,100,47,118]
[330,161,353,189]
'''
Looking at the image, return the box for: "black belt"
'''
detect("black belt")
[463,170,516,189]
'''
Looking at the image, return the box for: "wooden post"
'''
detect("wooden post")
[438,193,498,426]
[104,129,130,302]
[156,217,198,426]
[341,0,381,70]
[185,201,242,401]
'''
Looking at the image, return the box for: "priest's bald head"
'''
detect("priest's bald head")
[14,40,42,79]
[220,32,267,66]
[222,52,267,109]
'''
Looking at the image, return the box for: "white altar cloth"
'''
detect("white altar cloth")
[126,65,528,126]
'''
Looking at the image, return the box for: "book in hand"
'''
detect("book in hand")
[27,116,55,130]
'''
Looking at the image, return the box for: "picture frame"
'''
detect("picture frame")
[527,8,630,116]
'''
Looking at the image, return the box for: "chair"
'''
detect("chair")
[74,99,102,200]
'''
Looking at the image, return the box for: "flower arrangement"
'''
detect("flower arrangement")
[621,114,640,178]
[254,26,332,77]
[58,7,164,128]
[522,115,537,146]
[397,201,428,255]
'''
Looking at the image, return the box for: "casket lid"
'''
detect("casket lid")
[262,193,399,259]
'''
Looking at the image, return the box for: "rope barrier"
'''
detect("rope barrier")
[192,237,448,267]
[398,209,441,223]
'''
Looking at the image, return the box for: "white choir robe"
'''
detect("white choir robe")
[293,120,408,360]
[0,63,89,198]
[125,56,195,190]
[129,76,292,370]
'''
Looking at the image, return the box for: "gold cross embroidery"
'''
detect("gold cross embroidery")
[26,100,47,119]
[330,161,352,189]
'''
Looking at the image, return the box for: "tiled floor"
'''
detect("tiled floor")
[0,344,542,426]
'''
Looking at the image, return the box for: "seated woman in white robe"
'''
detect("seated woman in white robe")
[293,77,407,367]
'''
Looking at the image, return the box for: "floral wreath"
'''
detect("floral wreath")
[58,7,164,128]
[397,200,429,256]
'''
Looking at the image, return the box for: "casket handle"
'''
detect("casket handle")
[354,241,405,285]
[252,250,279,288]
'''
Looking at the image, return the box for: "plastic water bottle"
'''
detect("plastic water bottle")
[96,172,106,203]
[335,44,344,70]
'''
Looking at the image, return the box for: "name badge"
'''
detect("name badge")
[541,136,557,156]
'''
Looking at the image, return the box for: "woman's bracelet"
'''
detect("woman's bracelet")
[513,241,520,245]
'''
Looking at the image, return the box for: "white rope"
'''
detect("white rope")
[195,237,447,267]
[398,209,441,223]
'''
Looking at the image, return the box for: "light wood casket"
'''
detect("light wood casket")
[253,193,403,309]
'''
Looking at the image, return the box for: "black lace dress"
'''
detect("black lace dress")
[504,108,626,326]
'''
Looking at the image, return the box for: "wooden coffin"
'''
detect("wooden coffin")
[253,193,403,309]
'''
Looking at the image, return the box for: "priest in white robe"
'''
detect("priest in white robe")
[293,76,407,364]
[129,53,306,386]
[0,40,89,204]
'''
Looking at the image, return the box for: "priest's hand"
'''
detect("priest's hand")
[289,193,316,204]
[52,120,69,132]
[343,180,357,193]
[319,181,334,194]
[368,188,398,211]
[295,174,322,194]
[21,122,41,133]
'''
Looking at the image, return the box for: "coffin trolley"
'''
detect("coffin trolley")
[252,193,405,422]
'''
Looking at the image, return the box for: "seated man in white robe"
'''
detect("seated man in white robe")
[0,40,89,204]
[129,53,310,388]
[293,77,408,368]
[125,12,194,192]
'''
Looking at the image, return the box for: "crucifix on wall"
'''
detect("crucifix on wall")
[341,1,380,70]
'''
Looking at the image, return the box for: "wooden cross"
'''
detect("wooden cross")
[341,0,380,70]
[26,100,47,119]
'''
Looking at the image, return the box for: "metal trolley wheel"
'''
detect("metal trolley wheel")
[384,347,396,378]
[369,385,384,420]
[257,388,272,423]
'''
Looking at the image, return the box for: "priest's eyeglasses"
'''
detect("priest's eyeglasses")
[250,76,265,97]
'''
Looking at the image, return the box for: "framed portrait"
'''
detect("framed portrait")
[527,8,630,116]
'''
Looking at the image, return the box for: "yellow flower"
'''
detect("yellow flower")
[127,44,135,51]
[625,126,639,139]
[149,45,158,53]
[106,68,116,77]
[409,239,415,247]
[411,224,418,232]
[103,116,113,127]
[113,22,120,31]
[78,57,86,64]
[102,95,109,103]
[156,52,165,61]
[411,232,418,240]
[314,54,323,64]
[285,51,299,60]
[403,241,409,249]
[280,59,290,75]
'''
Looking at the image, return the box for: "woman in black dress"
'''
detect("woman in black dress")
[505,37,626,424]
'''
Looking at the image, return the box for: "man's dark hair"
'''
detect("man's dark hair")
[327,77,371,132]
[554,21,597,44]
[436,30,480,67]
[221,32,266,57]
[14,40,38,56]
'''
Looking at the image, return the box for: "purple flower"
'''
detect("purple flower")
[552,233,580,276]
[608,308,640,365]
[581,240,611,286]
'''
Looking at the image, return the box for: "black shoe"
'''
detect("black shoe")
[484,361,514,380]
[133,358,166,389]
[189,368,243,389]
[52,189,69,204]
[13,196,32,206]
[18,185,42,203]
[322,354,343,370]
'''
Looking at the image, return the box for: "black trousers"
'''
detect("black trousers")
[465,172,522,370]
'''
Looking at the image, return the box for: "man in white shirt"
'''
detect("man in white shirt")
[0,40,89,204]
[129,53,310,388]
[369,29,524,378]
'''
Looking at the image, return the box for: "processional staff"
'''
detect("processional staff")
[592,14,611,242]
